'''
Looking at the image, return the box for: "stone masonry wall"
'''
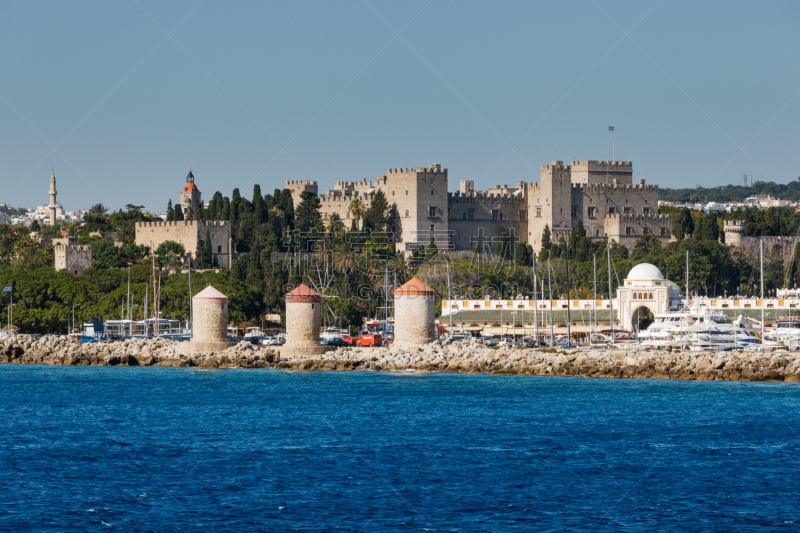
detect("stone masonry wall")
[394,294,435,346]
[286,301,321,347]
[135,221,231,267]
[54,244,92,275]
[193,303,228,343]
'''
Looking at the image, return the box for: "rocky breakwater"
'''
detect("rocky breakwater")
[0,336,279,369]
[281,339,800,381]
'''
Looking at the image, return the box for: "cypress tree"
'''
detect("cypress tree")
[175,205,184,221]
[363,189,389,233]
[166,199,174,221]
[514,241,529,266]
[538,225,551,262]
[204,230,213,267]
[195,238,206,268]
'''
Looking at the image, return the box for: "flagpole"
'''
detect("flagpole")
[612,130,615,160]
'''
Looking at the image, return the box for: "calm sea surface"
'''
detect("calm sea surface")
[2,366,800,532]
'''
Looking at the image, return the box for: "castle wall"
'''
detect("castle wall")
[570,160,633,185]
[55,244,91,275]
[573,182,664,243]
[284,180,319,209]
[135,221,231,267]
[603,214,673,247]
[448,190,527,252]
[528,162,572,250]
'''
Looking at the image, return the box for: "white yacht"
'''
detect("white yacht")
[638,305,760,349]
[243,327,265,340]
[764,316,800,342]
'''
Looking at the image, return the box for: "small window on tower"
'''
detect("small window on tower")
[468,209,474,220]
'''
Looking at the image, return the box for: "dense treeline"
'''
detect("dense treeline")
[3,183,800,333]
[659,178,800,203]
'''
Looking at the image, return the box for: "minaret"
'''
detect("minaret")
[48,169,57,226]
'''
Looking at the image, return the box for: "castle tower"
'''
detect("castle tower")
[724,220,745,246]
[284,283,328,356]
[48,169,57,226]
[189,285,233,352]
[54,244,91,275]
[180,169,202,218]
[528,161,573,253]
[393,277,436,346]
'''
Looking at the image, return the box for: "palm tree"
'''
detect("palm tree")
[325,213,345,236]
[348,197,366,230]
[388,251,412,285]
[332,242,357,275]
[88,203,109,217]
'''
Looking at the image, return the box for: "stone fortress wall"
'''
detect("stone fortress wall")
[448,181,528,252]
[55,244,92,275]
[135,220,231,267]
[723,220,798,263]
[289,159,671,255]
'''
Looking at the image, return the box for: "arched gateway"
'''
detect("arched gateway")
[617,263,670,332]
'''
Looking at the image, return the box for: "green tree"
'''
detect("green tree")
[362,189,389,233]
[674,208,694,240]
[295,191,322,234]
[166,199,174,221]
[699,212,720,241]
[348,197,366,230]
[155,240,186,271]
[494,233,510,259]
[514,241,530,266]
[203,230,213,268]
[631,234,663,261]
[538,225,551,262]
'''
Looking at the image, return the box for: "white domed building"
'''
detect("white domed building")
[617,263,672,332]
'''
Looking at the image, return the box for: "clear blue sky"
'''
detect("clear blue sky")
[2,0,799,212]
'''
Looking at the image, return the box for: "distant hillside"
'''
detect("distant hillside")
[659,178,800,203]
[0,204,26,217]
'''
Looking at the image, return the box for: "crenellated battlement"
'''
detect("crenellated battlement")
[54,244,92,252]
[135,220,229,228]
[333,179,373,190]
[285,180,317,187]
[387,163,447,176]
[571,160,633,172]
[575,182,659,193]
[605,213,672,224]
[724,220,745,232]
[448,191,526,204]
[541,160,570,172]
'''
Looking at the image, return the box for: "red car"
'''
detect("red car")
[356,334,383,347]
[341,335,356,345]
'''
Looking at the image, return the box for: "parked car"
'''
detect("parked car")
[341,335,356,345]
[259,337,280,346]
[79,336,98,343]
[325,337,349,347]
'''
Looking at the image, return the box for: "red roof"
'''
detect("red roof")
[286,283,321,303]
[394,277,435,296]
[182,182,199,193]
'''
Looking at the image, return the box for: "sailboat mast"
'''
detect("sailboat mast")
[532,251,537,345]
[152,246,158,335]
[607,242,614,345]
[566,250,571,343]
[685,251,689,308]
[760,239,765,340]
[548,252,554,346]
[593,254,597,339]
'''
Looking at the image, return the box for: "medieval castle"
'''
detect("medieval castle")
[287,160,673,254]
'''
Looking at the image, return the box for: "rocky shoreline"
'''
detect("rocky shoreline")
[1,336,799,381]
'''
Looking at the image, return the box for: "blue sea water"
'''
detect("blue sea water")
[2,366,800,532]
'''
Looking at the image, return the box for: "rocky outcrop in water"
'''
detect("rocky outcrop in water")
[1,336,798,381]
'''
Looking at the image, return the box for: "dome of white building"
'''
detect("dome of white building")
[626,263,664,281]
